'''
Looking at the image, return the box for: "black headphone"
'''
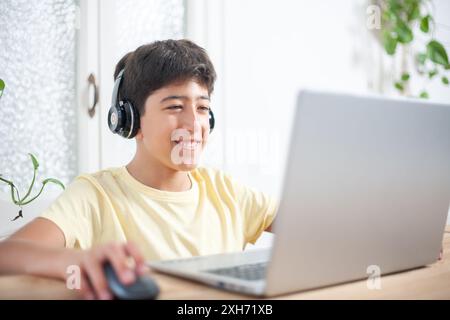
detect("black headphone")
[108,69,215,139]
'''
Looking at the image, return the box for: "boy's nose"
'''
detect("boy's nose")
[178,118,202,140]
[179,108,204,135]
[181,110,198,129]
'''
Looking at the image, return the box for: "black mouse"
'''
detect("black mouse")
[103,262,160,300]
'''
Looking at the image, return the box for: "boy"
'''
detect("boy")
[0,39,278,300]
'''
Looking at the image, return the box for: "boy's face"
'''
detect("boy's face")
[136,79,211,172]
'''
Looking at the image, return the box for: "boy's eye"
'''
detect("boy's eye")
[166,105,210,112]
[198,106,210,112]
[167,105,183,110]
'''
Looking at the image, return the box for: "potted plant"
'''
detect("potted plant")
[0,79,65,222]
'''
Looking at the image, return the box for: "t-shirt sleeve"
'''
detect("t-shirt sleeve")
[39,177,100,249]
[224,174,279,245]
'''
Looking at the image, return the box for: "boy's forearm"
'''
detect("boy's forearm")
[0,239,70,279]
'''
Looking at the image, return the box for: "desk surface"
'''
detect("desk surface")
[1,227,449,300]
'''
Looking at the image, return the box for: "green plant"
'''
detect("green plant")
[0,79,65,220]
[376,0,449,98]
[0,154,65,221]
[0,79,4,99]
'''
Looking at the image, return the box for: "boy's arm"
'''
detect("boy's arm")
[0,218,66,277]
[0,218,148,299]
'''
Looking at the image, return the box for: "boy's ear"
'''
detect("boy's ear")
[135,129,143,140]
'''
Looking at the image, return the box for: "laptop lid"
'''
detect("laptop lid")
[264,90,450,296]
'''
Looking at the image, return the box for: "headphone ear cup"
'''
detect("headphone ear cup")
[123,101,140,139]
[209,110,215,133]
[108,105,125,134]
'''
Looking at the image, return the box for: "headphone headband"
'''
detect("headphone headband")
[111,69,125,109]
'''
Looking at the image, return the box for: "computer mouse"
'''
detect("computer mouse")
[103,262,160,300]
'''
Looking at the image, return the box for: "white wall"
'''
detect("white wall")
[218,0,370,198]
[215,0,373,248]
[200,0,450,225]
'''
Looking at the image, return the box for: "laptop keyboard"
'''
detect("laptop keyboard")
[205,262,267,281]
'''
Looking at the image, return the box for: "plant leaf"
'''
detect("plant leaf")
[408,3,421,21]
[0,79,4,99]
[29,153,39,170]
[427,40,449,66]
[12,184,21,206]
[382,30,398,55]
[401,73,410,81]
[419,91,429,99]
[442,76,449,85]
[395,81,404,91]
[0,177,21,205]
[395,20,413,44]
[428,69,438,79]
[42,178,65,190]
[420,15,430,33]
[388,0,403,14]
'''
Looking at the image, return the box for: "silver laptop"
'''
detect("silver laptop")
[149,90,450,297]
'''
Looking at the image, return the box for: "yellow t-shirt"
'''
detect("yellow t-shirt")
[40,167,278,261]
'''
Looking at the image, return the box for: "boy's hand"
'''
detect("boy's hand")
[60,242,149,300]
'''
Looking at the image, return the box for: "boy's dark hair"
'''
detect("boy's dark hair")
[114,39,217,116]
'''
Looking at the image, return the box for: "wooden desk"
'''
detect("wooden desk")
[1,227,449,300]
